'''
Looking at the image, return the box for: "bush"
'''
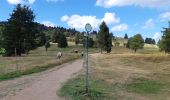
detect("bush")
[58,33,68,48]
[0,48,6,55]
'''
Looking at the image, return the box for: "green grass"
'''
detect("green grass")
[59,76,164,100]
[0,55,80,81]
[127,79,163,94]
[59,76,109,100]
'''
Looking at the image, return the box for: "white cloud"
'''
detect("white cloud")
[42,21,56,27]
[61,15,69,22]
[142,19,154,29]
[96,0,170,8]
[153,32,162,42]
[46,0,64,2]
[160,12,170,21]
[111,24,128,32]
[102,12,120,24]
[7,0,35,5]
[61,12,120,30]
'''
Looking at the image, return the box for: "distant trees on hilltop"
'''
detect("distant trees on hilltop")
[145,38,155,45]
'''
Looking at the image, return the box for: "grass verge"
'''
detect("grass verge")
[59,76,106,100]
[0,55,80,81]
[126,78,163,94]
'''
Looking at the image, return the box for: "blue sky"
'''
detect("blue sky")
[1,0,170,41]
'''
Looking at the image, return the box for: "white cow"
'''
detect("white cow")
[57,52,62,59]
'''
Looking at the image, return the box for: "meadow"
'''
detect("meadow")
[0,42,100,81]
[59,45,170,100]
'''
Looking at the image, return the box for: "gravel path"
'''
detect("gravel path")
[0,59,82,100]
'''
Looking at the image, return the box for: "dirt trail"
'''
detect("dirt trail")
[0,59,82,100]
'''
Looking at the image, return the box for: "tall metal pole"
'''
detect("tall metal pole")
[85,23,92,94]
[85,32,89,93]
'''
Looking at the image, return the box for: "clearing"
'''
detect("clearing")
[59,47,170,100]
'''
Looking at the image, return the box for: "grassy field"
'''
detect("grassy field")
[59,46,170,100]
[0,42,100,80]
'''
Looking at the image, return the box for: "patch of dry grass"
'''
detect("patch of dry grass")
[0,44,81,74]
[88,53,170,100]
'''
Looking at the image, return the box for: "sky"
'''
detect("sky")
[0,0,170,42]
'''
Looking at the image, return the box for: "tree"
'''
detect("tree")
[45,41,50,52]
[126,37,132,48]
[51,29,59,43]
[35,31,46,47]
[145,38,155,44]
[88,38,94,48]
[0,26,4,48]
[75,33,80,45]
[159,22,170,53]
[0,48,6,55]
[2,4,37,56]
[129,34,144,53]
[97,21,112,53]
[58,33,68,48]
[151,39,156,45]
[124,33,128,39]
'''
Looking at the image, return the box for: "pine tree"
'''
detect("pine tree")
[97,21,112,53]
[58,33,68,48]
[124,33,128,39]
[2,4,36,56]
[0,26,4,48]
[159,22,170,53]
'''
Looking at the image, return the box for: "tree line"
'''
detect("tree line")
[1,4,170,56]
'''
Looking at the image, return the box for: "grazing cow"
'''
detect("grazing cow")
[57,52,62,59]
[81,52,84,57]
[74,49,78,53]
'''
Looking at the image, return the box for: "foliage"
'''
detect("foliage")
[0,26,3,48]
[75,32,80,45]
[97,21,112,53]
[45,41,50,52]
[58,33,68,48]
[0,48,6,55]
[159,22,170,53]
[2,4,38,56]
[128,34,144,52]
[35,31,46,47]
[88,38,94,48]
[126,37,132,48]
[124,33,128,39]
[51,29,60,43]
[145,38,156,44]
